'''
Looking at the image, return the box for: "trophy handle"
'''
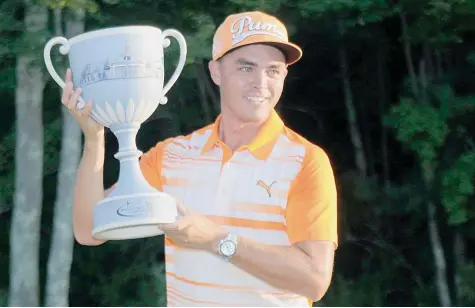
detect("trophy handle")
[159,29,188,105]
[44,37,86,110]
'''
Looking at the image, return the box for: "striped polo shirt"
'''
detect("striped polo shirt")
[139,110,338,307]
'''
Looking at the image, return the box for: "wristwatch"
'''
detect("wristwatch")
[217,233,238,261]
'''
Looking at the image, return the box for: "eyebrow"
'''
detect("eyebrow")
[236,58,257,67]
[235,58,284,69]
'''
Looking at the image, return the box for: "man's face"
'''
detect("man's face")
[209,44,288,123]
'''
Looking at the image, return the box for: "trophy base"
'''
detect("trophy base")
[92,190,177,240]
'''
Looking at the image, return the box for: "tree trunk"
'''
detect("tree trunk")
[44,7,85,307]
[419,58,451,306]
[337,17,367,177]
[9,2,47,306]
[400,12,419,96]
[427,201,452,307]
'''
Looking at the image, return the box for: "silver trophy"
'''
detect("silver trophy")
[44,26,187,240]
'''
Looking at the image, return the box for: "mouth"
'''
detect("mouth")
[245,96,270,104]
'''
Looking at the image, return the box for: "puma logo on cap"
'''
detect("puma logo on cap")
[230,15,287,46]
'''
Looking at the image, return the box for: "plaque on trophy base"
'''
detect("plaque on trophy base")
[43,26,187,240]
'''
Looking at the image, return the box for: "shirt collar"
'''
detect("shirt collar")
[201,109,284,160]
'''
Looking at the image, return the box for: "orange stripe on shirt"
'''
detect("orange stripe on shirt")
[166,272,287,294]
[165,237,181,248]
[167,287,239,306]
[163,163,189,171]
[207,215,286,231]
[161,176,201,187]
[164,150,220,163]
[233,202,285,216]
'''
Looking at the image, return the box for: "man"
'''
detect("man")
[63,11,338,307]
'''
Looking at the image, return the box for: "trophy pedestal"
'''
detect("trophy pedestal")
[92,189,177,240]
[92,123,178,240]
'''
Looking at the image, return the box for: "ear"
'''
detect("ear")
[208,60,221,86]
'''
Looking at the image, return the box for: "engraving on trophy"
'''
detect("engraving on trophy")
[116,200,153,217]
[79,40,163,88]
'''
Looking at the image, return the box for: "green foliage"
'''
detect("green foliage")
[430,84,475,118]
[458,262,475,306]
[0,67,16,91]
[296,0,394,29]
[0,290,7,306]
[43,118,62,176]
[0,129,15,209]
[110,264,167,307]
[400,0,475,47]
[0,1,23,58]
[229,0,288,12]
[0,118,62,208]
[176,13,216,64]
[42,0,99,13]
[385,83,475,226]
[318,274,386,306]
[441,150,475,224]
[318,246,433,307]
[69,238,167,306]
[385,96,449,165]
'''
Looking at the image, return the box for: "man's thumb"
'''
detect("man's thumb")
[176,200,191,216]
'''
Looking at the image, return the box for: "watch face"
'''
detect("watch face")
[220,240,236,257]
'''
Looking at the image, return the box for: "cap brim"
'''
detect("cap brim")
[261,41,303,65]
[216,40,303,65]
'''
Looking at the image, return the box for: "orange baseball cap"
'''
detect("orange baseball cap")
[212,11,303,65]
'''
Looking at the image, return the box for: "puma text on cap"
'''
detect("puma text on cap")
[212,11,303,65]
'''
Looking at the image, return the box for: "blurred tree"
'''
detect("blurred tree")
[8,0,48,306]
[43,1,87,306]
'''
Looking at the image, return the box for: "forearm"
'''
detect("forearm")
[72,136,107,246]
[227,236,328,302]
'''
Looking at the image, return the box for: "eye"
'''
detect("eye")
[240,67,252,72]
[268,69,280,76]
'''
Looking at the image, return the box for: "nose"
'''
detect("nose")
[251,70,269,89]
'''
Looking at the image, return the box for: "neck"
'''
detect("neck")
[218,109,266,152]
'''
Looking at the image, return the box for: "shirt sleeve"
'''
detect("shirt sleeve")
[139,140,166,191]
[285,145,338,248]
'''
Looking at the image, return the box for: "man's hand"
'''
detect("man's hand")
[158,202,335,301]
[61,68,104,142]
[158,202,228,252]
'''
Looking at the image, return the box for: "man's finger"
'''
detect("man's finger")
[158,215,192,231]
[158,218,183,231]
[61,81,73,105]
[158,221,180,231]
[65,67,72,82]
[78,100,93,116]
[176,200,191,216]
[68,88,82,110]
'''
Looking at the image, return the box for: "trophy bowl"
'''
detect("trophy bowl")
[44,25,187,240]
